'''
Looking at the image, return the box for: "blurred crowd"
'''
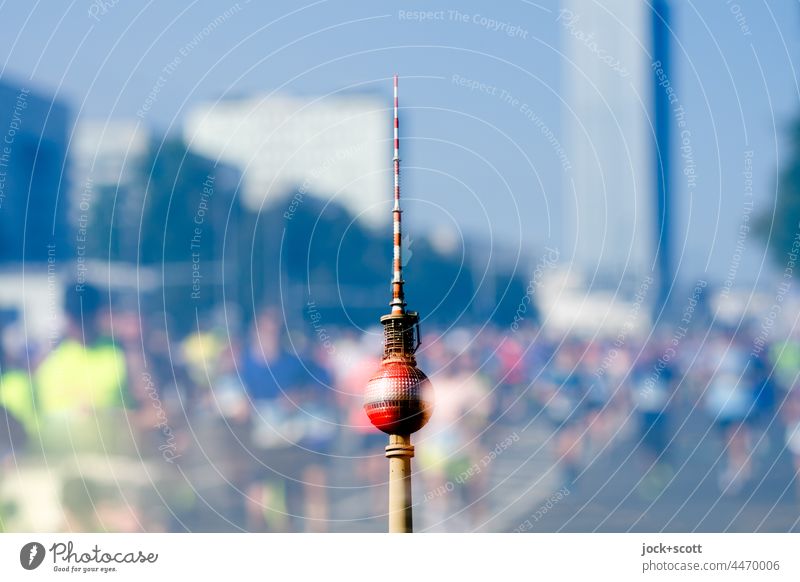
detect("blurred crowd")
[2,284,800,532]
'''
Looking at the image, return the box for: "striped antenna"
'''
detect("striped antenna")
[390,74,405,314]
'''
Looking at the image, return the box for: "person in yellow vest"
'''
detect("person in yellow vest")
[0,344,36,445]
[36,285,132,428]
[34,284,143,531]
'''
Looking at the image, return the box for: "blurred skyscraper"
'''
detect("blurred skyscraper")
[651,0,673,310]
[561,0,670,294]
[71,121,150,263]
[0,80,69,264]
[183,93,388,226]
[72,121,149,203]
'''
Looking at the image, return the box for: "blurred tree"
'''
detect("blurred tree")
[86,135,534,335]
[138,138,243,335]
[86,183,125,260]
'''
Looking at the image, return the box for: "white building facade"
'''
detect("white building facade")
[183,93,389,226]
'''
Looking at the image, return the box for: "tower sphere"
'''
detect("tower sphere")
[364,359,433,434]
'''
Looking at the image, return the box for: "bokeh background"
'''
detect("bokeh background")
[2,0,800,532]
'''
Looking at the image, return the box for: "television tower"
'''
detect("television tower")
[363,75,434,533]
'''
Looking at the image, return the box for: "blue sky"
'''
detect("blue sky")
[1,0,799,286]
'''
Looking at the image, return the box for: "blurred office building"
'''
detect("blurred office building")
[183,92,389,226]
[71,121,150,219]
[560,0,670,295]
[0,80,70,342]
[0,80,70,264]
[71,121,150,263]
[549,0,674,332]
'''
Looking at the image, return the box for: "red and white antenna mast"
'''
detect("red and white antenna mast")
[391,73,405,315]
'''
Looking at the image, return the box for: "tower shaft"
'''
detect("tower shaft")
[386,434,414,533]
